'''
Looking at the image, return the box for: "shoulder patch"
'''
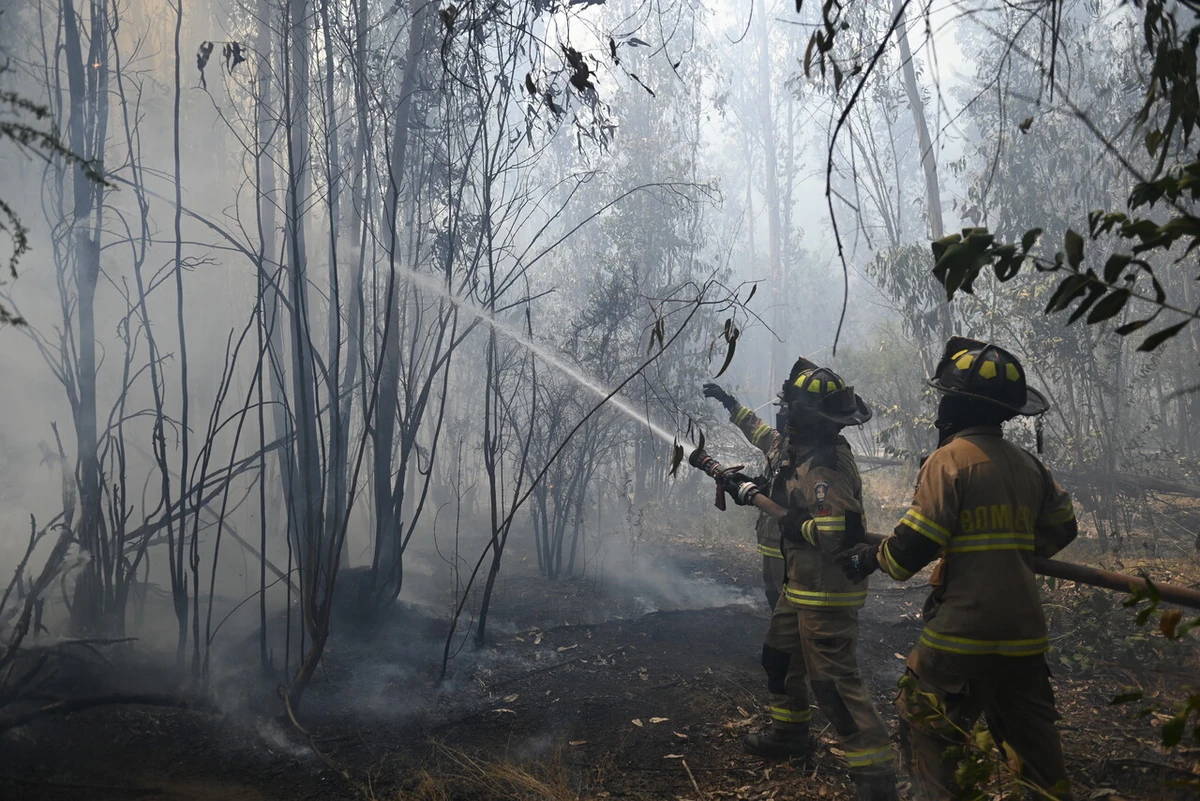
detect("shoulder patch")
[813,480,830,507]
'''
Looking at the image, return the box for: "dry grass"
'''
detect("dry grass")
[372,743,596,801]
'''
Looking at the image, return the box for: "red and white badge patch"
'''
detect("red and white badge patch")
[813,480,832,515]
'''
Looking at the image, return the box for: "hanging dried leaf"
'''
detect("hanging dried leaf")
[667,439,685,477]
[196,41,214,89]
[222,42,246,73]
[714,325,739,378]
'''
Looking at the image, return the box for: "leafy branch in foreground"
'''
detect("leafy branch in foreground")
[1110,578,1200,765]
[928,0,1200,356]
[930,207,1200,356]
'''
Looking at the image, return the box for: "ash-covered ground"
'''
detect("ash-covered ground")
[1,537,1196,801]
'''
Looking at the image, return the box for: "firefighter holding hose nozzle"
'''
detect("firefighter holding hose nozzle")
[702,373,804,609]
[836,337,1077,801]
[706,359,898,801]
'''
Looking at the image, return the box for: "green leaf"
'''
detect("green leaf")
[1163,713,1187,748]
[1138,320,1190,352]
[930,233,963,264]
[1045,274,1091,314]
[1103,254,1132,284]
[1145,129,1164,156]
[1067,282,1106,324]
[1111,691,1144,705]
[1021,228,1042,252]
[1086,288,1131,324]
[1064,229,1085,269]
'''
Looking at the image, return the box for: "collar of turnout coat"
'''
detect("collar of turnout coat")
[940,425,1004,446]
[781,434,851,464]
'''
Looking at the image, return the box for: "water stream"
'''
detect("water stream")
[392,265,679,446]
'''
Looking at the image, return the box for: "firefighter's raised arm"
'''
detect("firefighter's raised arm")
[703,383,782,457]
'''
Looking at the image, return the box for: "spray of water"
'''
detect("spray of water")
[394,265,679,446]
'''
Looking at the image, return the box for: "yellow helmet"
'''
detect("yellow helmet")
[783,366,872,426]
[928,336,1049,416]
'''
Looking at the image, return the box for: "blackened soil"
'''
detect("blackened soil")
[1,541,1196,800]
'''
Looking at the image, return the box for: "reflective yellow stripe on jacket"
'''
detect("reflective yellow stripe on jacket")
[900,509,950,546]
[919,628,1049,656]
[800,513,846,547]
[1044,498,1075,524]
[784,587,868,609]
[945,532,1035,554]
[749,422,773,449]
[757,543,784,559]
[879,540,915,581]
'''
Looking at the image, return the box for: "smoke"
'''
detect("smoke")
[602,549,759,616]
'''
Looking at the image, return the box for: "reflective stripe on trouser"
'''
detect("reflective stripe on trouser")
[896,644,1072,801]
[783,586,867,609]
[919,627,1049,657]
[764,596,894,775]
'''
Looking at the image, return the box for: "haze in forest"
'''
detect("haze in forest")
[0,0,1198,792]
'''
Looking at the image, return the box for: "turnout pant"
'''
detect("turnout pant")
[762,554,786,610]
[762,597,894,775]
[896,644,1072,801]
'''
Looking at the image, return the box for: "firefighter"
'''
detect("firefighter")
[702,359,818,608]
[716,362,898,801]
[836,337,1078,801]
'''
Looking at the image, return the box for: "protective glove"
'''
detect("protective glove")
[778,507,813,545]
[835,542,879,583]
[720,472,760,506]
[702,382,739,411]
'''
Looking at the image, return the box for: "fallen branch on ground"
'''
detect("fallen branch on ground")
[0,692,195,733]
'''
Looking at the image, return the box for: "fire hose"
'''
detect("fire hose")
[688,447,1200,612]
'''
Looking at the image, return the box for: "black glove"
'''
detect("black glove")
[835,542,879,583]
[720,472,759,506]
[702,382,738,411]
[779,507,813,545]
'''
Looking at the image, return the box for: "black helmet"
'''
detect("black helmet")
[927,336,1049,417]
[783,366,872,427]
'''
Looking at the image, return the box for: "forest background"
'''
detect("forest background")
[0,0,1199,788]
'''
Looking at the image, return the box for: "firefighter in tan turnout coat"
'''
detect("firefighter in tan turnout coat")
[710,361,898,801]
[837,337,1078,801]
[703,365,812,608]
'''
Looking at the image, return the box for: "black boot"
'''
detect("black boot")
[741,727,812,760]
[853,772,899,801]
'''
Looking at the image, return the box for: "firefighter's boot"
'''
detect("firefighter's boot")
[853,772,899,801]
[741,726,812,760]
